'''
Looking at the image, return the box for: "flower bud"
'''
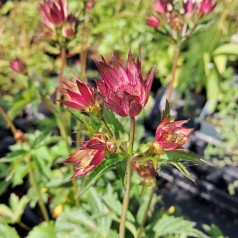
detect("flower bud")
[10,58,26,73]
[146,15,160,28]
[14,130,25,142]
[132,161,156,179]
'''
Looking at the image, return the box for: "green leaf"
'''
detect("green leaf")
[161,99,170,120]
[0,224,20,238]
[78,157,124,196]
[103,107,125,137]
[68,109,100,135]
[170,162,194,181]
[116,159,126,188]
[27,222,56,238]
[0,150,28,163]
[0,194,29,224]
[161,151,209,165]
[153,216,209,238]
[31,131,52,149]
[213,43,238,57]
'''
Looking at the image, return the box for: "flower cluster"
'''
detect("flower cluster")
[40,0,78,40]
[146,0,216,36]
[65,134,114,177]
[94,52,156,117]
[60,51,193,179]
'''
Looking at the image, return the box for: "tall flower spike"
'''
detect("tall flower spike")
[155,116,193,151]
[65,134,106,177]
[59,78,99,112]
[95,51,156,117]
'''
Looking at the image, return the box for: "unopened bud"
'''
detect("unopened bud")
[14,130,25,142]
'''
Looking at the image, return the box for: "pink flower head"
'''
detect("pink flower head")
[40,0,67,29]
[153,0,169,14]
[198,0,216,14]
[132,161,156,178]
[60,78,98,112]
[86,0,96,10]
[65,134,107,177]
[146,15,160,28]
[94,51,156,117]
[10,58,26,73]
[183,0,196,16]
[155,116,193,150]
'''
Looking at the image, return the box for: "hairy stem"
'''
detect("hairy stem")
[167,45,180,103]
[119,117,135,238]
[26,157,49,221]
[137,186,156,237]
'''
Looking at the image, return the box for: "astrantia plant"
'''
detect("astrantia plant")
[60,50,207,238]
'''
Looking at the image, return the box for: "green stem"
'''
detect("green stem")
[119,117,135,238]
[137,186,156,238]
[167,45,181,103]
[128,117,135,155]
[0,106,17,135]
[101,116,114,138]
[119,159,132,238]
[19,221,30,231]
[56,47,66,104]
[26,157,50,221]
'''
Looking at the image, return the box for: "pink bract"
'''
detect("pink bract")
[40,0,67,29]
[65,134,106,177]
[153,0,169,14]
[155,116,193,150]
[95,51,156,117]
[59,78,97,112]
[183,0,196,16]
[198,0,216,14]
